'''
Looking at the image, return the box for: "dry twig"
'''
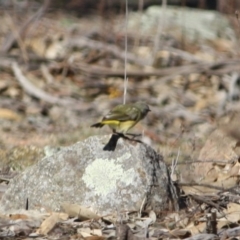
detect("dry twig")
[67,37,149,66]
[74,59,240,79]
[11,62,87,110]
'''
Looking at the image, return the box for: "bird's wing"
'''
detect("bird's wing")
[103,104,139,121]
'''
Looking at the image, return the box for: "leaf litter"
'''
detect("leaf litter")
[0,1,240,239]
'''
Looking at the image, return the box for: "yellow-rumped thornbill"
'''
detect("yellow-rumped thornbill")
[91,102,150,135]
[91,102,150,151]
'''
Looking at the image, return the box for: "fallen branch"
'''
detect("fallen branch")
[75,62,205,78]
[11,62,87,110]
[74,58,240,79]
[164,46,205,63]
[67,37,150,66]
[12,62,62,104]
[190,194,221,209]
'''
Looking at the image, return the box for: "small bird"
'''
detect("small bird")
[91,101,150,135]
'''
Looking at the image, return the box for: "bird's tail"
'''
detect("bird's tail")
[91,122,104,128]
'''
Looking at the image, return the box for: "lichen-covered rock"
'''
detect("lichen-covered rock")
[0,135,178,215]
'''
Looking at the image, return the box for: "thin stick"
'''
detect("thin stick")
[123,0,128,104]
[11,62,78,108]
[75,58,240,79]
[171,147,180,179]
[152,0,167,65]
[12,62,60,104]
[68,37,147,66]
[123,77,128,105]
[139,196,146,217]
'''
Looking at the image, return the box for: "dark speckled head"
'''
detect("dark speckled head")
[134,102,151,119]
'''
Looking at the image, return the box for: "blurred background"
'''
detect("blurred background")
[0,0,240,173]
[0,0,239,13]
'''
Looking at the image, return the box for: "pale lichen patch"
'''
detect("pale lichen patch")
[82,156,135,197]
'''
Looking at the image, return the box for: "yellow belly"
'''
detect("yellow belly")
[102,120,136,134]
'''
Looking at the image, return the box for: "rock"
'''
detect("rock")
[182,128,240,195]
[200,129,238,159]
[0,135,179,215]
[126,6,236,42]
[195,128,238,180]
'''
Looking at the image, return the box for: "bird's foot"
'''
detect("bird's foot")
[126,133,142,138]
[114,132,142,143]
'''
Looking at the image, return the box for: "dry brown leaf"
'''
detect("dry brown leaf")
[6,210,48,223]
[36,212,61,235]
[9,214,29,220]
[5,87,21,98]
[178,216,189,228]
[77,227,92,238]
[214,174,238,189]
[221,203,240,223]
[207,38,234,52]
[101,215,116,224]
[182,184,218,195]
[58,212,68,221]
[149,210,156,224]
[61,203,99,220]
[195,129,237,180]
[201,167,219,183]
[92,229,102,236]
[229,162,240,177]
[85,237,105,240]
[217,219,232,229]
[77,228,92,238]
[0,108,21,121]
[0,80,8,91]
[77,227,102,238]
[164,212,181,229]
[185,221,205,235]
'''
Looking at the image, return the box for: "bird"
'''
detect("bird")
[91,101,150,135]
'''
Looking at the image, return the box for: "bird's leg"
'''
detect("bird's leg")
[117,132,142,143]
[126,133,142,138]
[126,135,143,143]
[114,131,128,139]
[113,131,142,143]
